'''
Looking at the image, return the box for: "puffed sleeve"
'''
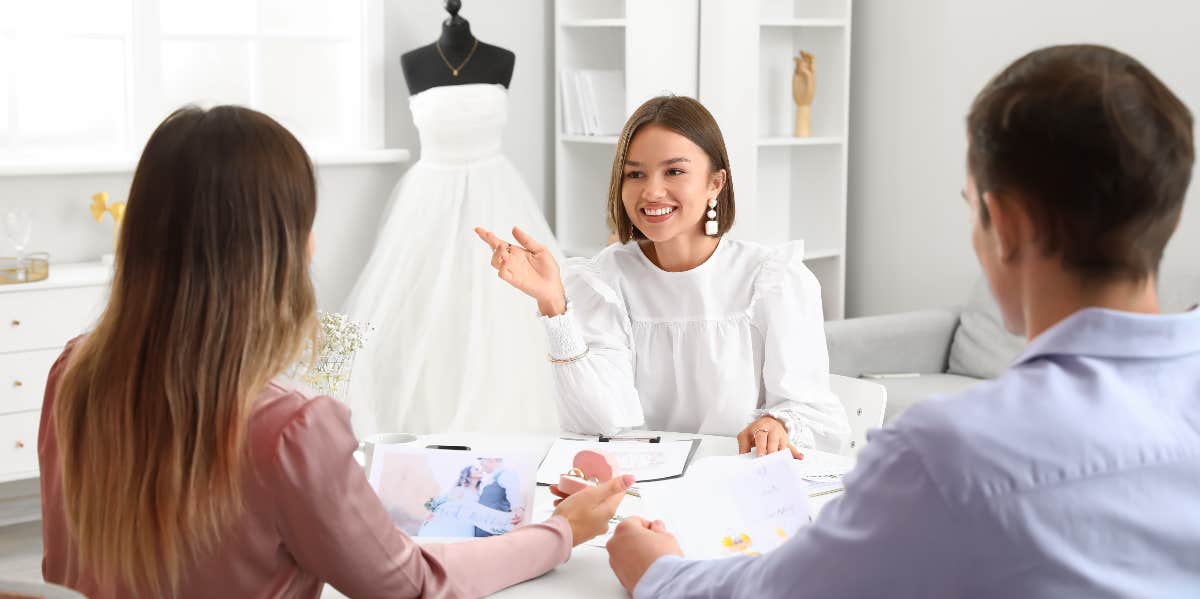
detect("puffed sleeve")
[539,256,645,435]
[748,242,851,452]
[269,396,572,598]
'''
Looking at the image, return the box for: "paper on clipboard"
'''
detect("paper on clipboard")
[536,438,700,485]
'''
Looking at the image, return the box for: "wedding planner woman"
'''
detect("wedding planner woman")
[477,96,850,456]
[39,106,633,599]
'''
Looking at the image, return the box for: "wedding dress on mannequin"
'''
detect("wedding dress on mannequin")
[343,82,561,436]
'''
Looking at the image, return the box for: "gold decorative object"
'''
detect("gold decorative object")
[89,192,126,252]
[792,51,815,137]
[0,252,49,285]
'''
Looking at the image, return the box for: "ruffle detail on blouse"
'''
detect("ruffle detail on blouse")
[562,250,629,315]
[746,240,808,321]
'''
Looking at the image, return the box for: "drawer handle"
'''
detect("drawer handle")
[14,441,24,449]
[9,320,18,328]
[12,380,22,388]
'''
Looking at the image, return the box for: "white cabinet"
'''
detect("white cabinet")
[0,349,63,416]
[0,262,109,483]
[0,411,43,482]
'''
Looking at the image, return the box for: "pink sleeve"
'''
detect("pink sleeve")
[270,397,572,599]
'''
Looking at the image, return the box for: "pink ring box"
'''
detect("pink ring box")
[558,450,621,495]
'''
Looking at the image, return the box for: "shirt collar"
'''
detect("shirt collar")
[1015,306,1200,365]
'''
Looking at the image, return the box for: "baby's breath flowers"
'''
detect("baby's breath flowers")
[294,311,373,399]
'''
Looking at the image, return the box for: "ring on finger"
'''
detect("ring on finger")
[753,428,769,435]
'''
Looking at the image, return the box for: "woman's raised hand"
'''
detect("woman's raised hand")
[474,226,568,317]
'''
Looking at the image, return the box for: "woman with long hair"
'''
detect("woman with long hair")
[477,96,850,456]
[40,105,632,598]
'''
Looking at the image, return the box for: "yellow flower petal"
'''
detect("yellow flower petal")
[89,192,108,222]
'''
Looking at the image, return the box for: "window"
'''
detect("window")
[0,0,384,163]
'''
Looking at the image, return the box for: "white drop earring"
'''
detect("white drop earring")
[705,197,719,236]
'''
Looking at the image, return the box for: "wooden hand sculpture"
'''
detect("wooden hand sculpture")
[792,51,815,137]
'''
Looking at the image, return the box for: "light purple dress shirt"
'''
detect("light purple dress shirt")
[636,307,1200,598]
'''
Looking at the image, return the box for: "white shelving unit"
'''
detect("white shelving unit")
[553,0,700,258]
[553,0,851,320]
[700,0,853,319]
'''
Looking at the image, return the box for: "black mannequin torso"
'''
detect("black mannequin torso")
[401,2,515,96]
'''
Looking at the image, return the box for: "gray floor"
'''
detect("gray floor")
[0,520,42,584]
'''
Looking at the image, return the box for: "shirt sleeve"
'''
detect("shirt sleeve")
[269,397,572,598]
[750,243,851,452]
[540,258,645,435]
[633,427,968,599]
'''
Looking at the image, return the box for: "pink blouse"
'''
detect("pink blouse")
[39,344,571,598]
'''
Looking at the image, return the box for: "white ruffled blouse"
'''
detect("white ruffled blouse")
[540,239,851,452]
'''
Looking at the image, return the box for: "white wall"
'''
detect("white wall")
[384,0,554,213]
[846,0,1200,317]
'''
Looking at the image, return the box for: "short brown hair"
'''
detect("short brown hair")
[967,44,1193,280]
[608,96,735,243]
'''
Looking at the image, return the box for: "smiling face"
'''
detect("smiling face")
[620,124,726,244]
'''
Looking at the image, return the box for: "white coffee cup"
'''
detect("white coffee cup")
[355,432,419,472]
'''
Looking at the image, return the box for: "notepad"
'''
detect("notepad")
[536,438,700,485]
[638,451,812,560]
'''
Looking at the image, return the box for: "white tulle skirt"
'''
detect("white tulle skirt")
[343,155,561,437]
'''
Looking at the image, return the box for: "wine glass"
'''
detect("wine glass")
[4,211,33,281]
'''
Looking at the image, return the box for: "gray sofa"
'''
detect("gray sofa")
[825,272,1200,424]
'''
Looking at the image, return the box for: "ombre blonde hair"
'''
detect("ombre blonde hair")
[53,106,318,595]
[606,95,736,243]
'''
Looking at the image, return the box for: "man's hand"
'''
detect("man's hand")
[606,517,683,593]
[737,415,805,458]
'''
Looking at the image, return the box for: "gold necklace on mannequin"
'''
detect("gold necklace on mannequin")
[436,38,480,77]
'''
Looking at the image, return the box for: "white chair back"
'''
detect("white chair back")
[829,374,887,457]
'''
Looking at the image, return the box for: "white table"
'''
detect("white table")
[323,432,847,598]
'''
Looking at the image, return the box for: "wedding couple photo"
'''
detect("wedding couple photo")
[368,449,535,538]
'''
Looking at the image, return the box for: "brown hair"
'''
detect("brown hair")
[967,44,1194,280]
[53,106,318,594]
[607,96,735,242]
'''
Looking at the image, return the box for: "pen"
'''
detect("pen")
[861,372,920,379]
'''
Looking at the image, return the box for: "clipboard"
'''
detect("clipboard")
[536,437,701,485]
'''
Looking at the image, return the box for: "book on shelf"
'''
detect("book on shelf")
[560,68,625,137]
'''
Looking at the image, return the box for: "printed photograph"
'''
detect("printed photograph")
[368,447,537,538]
